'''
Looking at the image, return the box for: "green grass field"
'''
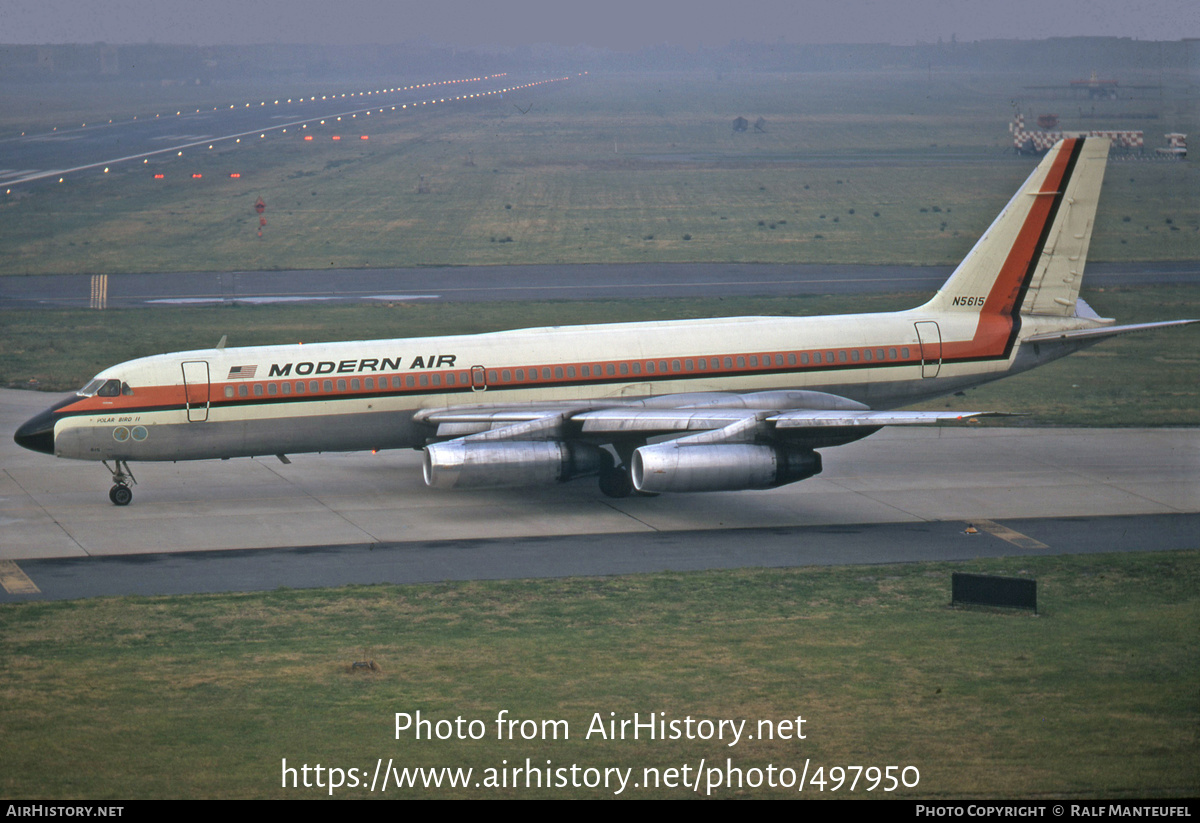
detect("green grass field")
[1,551,1196,798]
[2,72,1196,275]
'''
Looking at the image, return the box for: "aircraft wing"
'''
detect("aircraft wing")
[416,391,1005,495]
[416,390,1002,439]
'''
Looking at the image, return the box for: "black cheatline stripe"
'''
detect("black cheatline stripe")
[1004,138,1086,357]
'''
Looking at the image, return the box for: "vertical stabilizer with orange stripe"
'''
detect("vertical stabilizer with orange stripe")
[919,138,1109,319]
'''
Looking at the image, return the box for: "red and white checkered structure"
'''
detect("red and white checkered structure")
[1010,113,1143,154]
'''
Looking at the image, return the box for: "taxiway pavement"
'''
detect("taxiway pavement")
[3,388,1195,565]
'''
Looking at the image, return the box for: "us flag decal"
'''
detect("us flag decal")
[227,365,258,380]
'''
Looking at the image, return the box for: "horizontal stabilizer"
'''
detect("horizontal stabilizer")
[1024,319,1199,344]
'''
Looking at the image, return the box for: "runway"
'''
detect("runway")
[0,73,561,189]
[3,388,1196,601]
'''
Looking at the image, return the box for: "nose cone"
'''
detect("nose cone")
[14,410,55,454]
[14,397,74,455]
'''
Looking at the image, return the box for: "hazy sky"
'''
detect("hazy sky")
[2,0,1197,48]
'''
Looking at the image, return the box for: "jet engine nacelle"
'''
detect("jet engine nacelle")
[631,443,822,494]
[423,440,612,489]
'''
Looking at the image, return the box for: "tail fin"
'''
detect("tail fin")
[921,138,1109,318]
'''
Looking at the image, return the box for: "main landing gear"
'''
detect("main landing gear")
[598,464,633,498]
[599,442,660,499]
[103,460,136,506]
[598,465,660,498]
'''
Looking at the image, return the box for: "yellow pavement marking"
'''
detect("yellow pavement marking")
[0,560,41,594]
[969,520,1050,550]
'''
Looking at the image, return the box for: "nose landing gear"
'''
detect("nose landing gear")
[103,460,137,506]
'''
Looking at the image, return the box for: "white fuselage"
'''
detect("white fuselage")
[41,305,1067,463]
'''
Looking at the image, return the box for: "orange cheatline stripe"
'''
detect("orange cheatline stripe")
[51,345,935,417]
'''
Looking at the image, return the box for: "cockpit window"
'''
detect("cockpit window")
[77,379,105,397]
[122,382,133,396]
[96,379,123,397]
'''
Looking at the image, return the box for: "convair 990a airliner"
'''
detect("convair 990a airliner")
[14,138,1197,505]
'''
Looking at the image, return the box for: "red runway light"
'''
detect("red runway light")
[303,135,313,141]
[331,135,341,141]
[359,135,369,140]
[153,173,165,179]
[192,173,203,179]
[229,173,241,178]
